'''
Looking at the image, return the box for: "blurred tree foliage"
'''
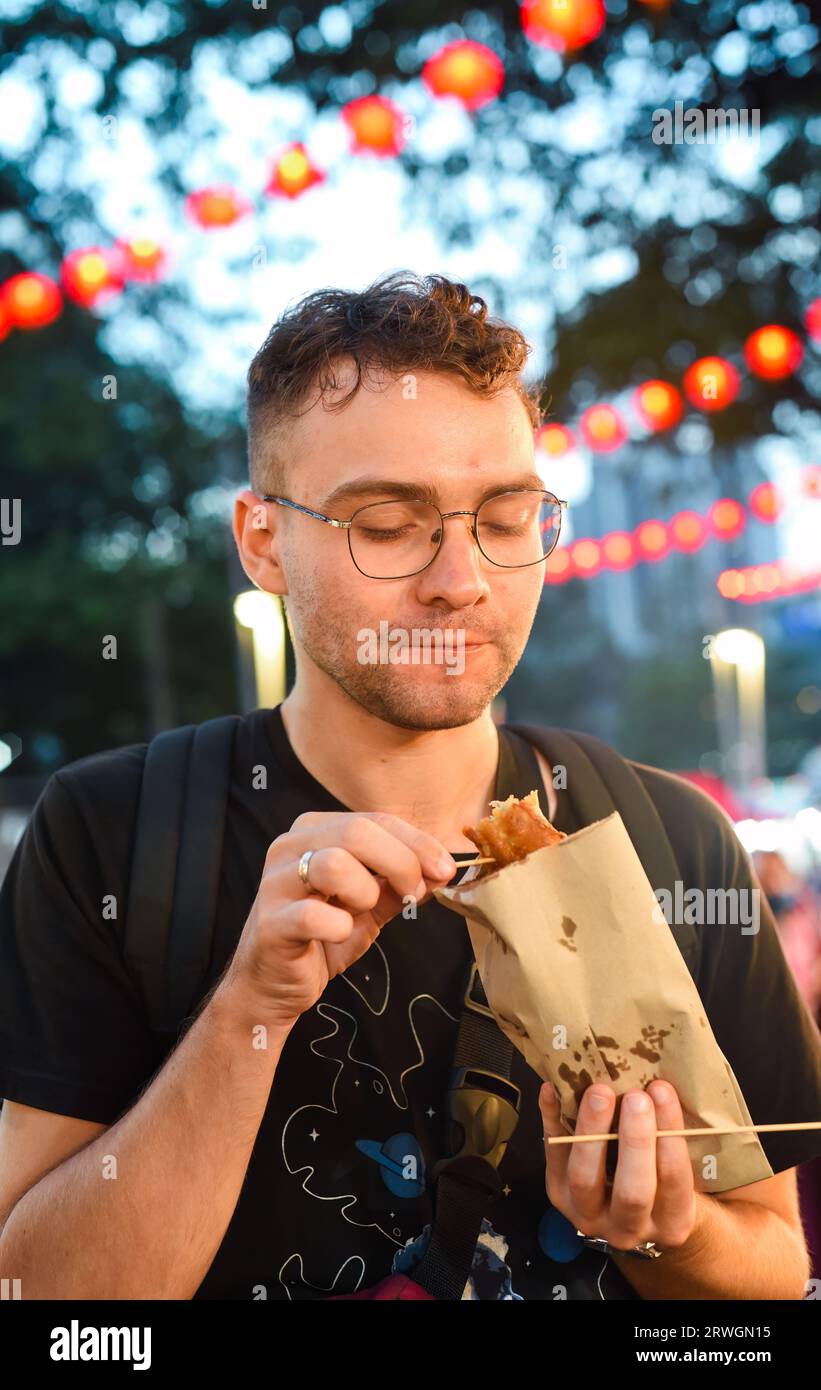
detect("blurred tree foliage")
[0,305,244,769]
[1,0,818,776]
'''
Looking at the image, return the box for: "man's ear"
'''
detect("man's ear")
[233,489,288,596]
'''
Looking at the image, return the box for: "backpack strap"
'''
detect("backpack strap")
[412,724,550,1299]
[507,724,700,977]
[124,714,242,1046]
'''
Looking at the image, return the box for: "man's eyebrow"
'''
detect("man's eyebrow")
[321,473,547,512]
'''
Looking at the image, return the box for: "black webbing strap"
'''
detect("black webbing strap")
[409,1157,504,1300]
[123,715,241,1041]
[163,714,242,1032]
[411,724,544,1299]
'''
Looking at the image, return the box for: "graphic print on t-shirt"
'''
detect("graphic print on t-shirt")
[275,925,593,1301]
[278,935,465,1286]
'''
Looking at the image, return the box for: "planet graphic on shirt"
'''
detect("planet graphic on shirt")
[355,1132,426,1198]
[538,1206,585,1262]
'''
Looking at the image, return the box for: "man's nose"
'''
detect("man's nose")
[412,514,491,607]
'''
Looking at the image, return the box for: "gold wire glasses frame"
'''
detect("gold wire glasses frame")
[259,489,569,580]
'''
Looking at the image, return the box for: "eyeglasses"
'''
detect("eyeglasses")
[259,489,568,580]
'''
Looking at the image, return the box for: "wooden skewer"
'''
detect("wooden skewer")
[451,855,496,866]
[546,1120,821,1145]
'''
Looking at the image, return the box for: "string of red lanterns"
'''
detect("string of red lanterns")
[533,311,818,465]
[543,470,818,586]
[0,3,817,363]
[718,562,821,604]
[0,14,622,326]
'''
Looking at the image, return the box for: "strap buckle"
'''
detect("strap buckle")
[439,961,521,1169]
[444,1066,521,1168]
[463,959,494,1018]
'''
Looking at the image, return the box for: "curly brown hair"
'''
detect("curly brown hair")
[245,270,543,491]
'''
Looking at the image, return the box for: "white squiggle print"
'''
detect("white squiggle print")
[339,940,390,1014]
[277,1252,366,1301]
[280,994,460,1238]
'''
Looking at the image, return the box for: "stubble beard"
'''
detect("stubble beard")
[284,581,527,731]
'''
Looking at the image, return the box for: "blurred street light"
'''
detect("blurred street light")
[233,590,286,708]
[710,627,767,797]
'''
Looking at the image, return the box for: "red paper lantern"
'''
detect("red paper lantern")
[116,237,167,282]
[1,272,63,328]
[570,538,602,576]
[743,325,803,380]
[520,0,606,52]
[670,510,708,553]
[342,95,408,156]
[61,247,126,307]
[683,356,740,412]
[748,482,783,523]
[186,186,252,227]
[805,298,821,344]
[535,423,575,457]
[632,379,683,432]
[708,497,746,541]
[753,563,782,594]
[717,568,745,600]
[803,465,821,499]
[0,296,12,341]
[544,546,573,583]
[601,530,636,571]
[579,403,627,452]
[266,144,325,199]
[634,519,670,562]
[422,41,504,110]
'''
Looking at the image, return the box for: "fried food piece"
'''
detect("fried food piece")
[463,790,567,877]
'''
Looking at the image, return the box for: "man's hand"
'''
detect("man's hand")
[539,1078,697,1252]
[223,810,456,1032]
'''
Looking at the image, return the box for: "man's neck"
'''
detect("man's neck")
[278,683,502,854]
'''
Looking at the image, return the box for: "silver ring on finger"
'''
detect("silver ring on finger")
[297,849,317,891]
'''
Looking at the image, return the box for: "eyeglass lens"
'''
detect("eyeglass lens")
[348,490,563,578]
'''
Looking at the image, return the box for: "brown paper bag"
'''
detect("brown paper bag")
[434,810,772,1193]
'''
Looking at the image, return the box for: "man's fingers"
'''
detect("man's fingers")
[282,815,451,902]
[565,1084,618,1226]
[540,1081,571,1192]
[357,811,457,883]
[291,810,456,886]
[646,1079,696,1245]
[292,846,382,914]
[278,896,354,947]
[608,1089,658,1244]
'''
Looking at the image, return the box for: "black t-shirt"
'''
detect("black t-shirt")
[2,706,821,1301]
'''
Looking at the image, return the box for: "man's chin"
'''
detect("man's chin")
[337,666,510,730]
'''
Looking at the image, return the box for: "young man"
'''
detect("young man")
[1,272,820,1301]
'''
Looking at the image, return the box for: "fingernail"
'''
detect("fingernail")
[541,1082,555,1104]
[625,1092,651,1113]
[588,1092,610,1112]
[436,854,456,878]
